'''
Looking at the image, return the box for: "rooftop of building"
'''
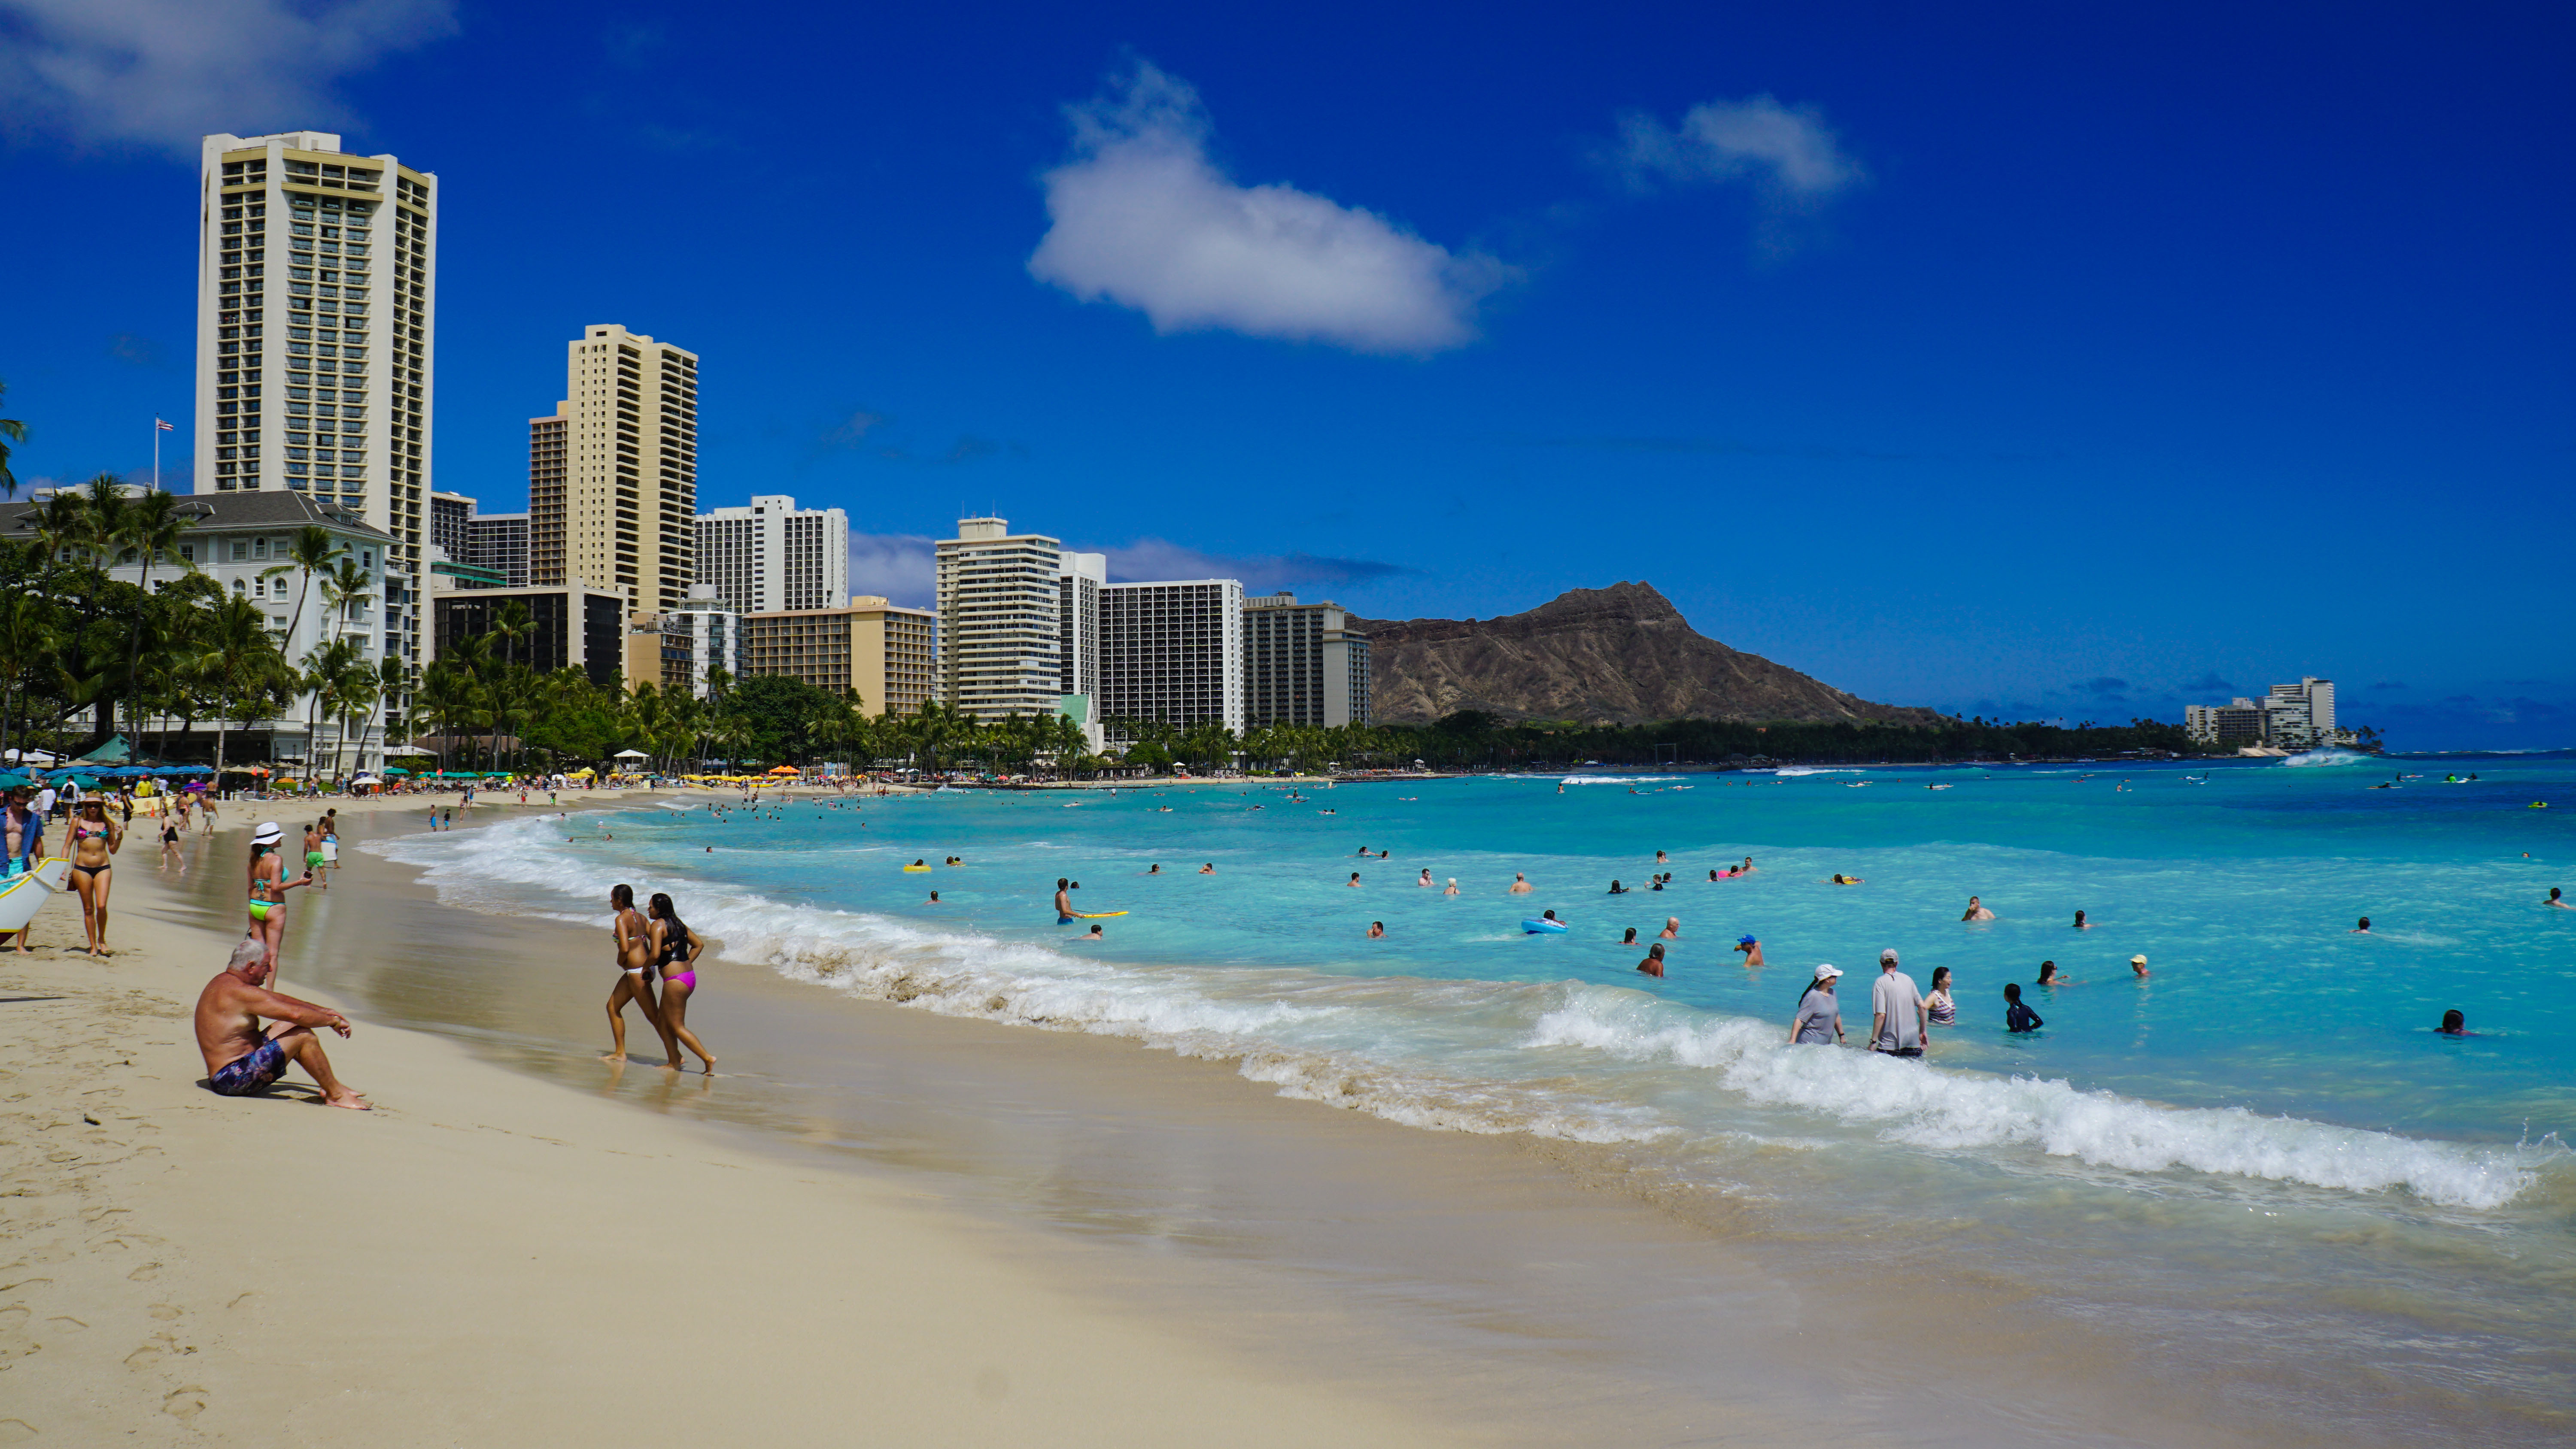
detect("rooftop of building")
[0,490,394,544]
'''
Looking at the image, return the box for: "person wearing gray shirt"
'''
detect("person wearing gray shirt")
[1788,964,1846,1046]
[1870,949,1927,1057]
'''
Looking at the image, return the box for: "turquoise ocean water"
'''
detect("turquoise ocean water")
[377,749,2576,1431]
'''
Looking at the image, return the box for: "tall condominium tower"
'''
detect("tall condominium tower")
[1242,592,1373,728]
[694,494,849,614]
[468,512,530,588]
[1099,579,1246,739]
[527,324,698,615]
[934,518,1065,720]
[196,129,433,661]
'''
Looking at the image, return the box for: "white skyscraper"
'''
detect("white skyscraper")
[194,130,432,663]
[695,494,848,615]
[1057,552,1106,748]
[934,518,1064,720]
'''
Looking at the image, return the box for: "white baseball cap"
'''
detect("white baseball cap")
[1880,948,1900,964]
[1814,963,1844,980]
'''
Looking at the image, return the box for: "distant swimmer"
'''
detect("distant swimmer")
[1659,916,1680,940]
[1357,846,1373,857]
[1348,872,1363,888]
[1655,850,1671,864]
[1740,857,1757,874]
[1367,921,1385,939]
[1608,879,1630,894]
[1961,895,1996,922]
[2352,917,2372,934]
[1075,924,1105,942]
[945,855,963,866]
[2037,960,2073,986]
[1735,935,1764,968]
[1831,874,1864,885]
[1622,927,1639,945]
[2130,954,2149,979]
[2004,983,2044,1034]
[926,890,941,904]
[1147,864,1163,874]
[2437,1009,2470,1036]
[1509,873,1534,894]
[2549,888,2571,910]
[1418,869,1434,887]
[1199,863,1216,875]
[1636,943,1667,979]
[2072,910,2093,929]
[1444,878,1459,895]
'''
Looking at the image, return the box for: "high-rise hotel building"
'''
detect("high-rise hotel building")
[529,324,698,617]
[695,495,849,615]
[935,518,1067,720]
[195,129,432,661]
[1099,579,1246,739]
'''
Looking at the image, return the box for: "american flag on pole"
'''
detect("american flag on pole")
[156,418,174,431]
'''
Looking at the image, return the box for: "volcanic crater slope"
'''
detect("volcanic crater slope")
[1347,582,1946,728]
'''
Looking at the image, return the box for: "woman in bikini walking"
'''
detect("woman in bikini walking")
[67,799,124,957]
[647,891,715,1073]
[602,883,674,1066]
[245,821,313,975]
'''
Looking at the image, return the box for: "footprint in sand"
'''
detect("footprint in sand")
[149,1303,182,1321]
[162,1386,208,1422]
[0,1417,39,1444]
[127,1261,160,1282]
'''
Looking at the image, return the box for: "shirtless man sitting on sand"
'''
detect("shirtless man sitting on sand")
[193,937,369,1109]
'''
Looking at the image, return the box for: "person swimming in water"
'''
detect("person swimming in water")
[1831,873,1864,885]
[2004,983,2044,1033]
[2037,960,2073,986]
[1621,926,1639,945]
[1367,921,1385,939]
[2072,909,2093,929]
[1655,850,1671,864]
[1961,895,1995,922]
[2437,1009,2470,1036]
[2353,916,2373,933]
[1607,879,1629,894]
[2129,954,2149,978]
[1199,863,1216,875]
[1508,873,1534,894]
[2552,888,2573,910]
[1659,917,1680,940]
[1636,943,1666,978]
[1735,935,1763,968]
[1347,872,1363,888]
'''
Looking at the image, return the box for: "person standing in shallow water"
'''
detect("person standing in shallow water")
[647,892,715,1074]
[603,883,673,1067]
[1788,965,1844,1045]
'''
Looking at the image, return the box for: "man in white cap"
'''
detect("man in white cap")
[1870,948,1927,1057]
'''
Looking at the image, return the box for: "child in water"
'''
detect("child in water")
[2005,983,2044,1034]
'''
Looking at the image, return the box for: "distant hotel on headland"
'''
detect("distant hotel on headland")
[2184,676,2359,751]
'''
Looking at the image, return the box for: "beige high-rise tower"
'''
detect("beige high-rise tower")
[527,324,698,616]
[194,129,434,663]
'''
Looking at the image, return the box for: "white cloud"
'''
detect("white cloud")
[1087,537,1409,594]
[1027,60,1504,355]
[1613,94,1862,200]
[847,532,938,609]
[0,0,457,156]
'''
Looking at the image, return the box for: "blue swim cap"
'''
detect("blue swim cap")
[1738,935,1757,945]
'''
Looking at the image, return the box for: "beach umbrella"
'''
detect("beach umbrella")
[382,767,411,777]
[0,772,31,790]
[768,765,798,776]
[613,749,650,760]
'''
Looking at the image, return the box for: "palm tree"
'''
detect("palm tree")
[113,491,200,740]
[297,636,361,778]
[363,655,408,778]
[489,597,534,671]
[0,379,27,498]
[258,524,343,658]
[30,490,89,566]
[414,659,477,773]
[198,593,285,779]
[0,594,56,758]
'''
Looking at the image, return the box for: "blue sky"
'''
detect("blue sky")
[3,1,2569,748]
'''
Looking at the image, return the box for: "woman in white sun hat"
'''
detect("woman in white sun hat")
[1789,964,1846,1046]
[244,821,315,977]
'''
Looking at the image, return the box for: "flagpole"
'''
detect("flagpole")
[153,417,161,492]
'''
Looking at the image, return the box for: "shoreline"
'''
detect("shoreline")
[13,796,2563,1443]
[0,828,1492,1446]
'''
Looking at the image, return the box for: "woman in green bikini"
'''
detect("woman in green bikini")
[245,821,314,975]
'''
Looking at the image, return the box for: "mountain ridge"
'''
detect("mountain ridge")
[1346,582,1947,728]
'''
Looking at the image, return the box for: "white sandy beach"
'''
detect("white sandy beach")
[0,851,1459,1446]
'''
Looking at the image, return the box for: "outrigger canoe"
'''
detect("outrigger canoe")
[0,857,71,934]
